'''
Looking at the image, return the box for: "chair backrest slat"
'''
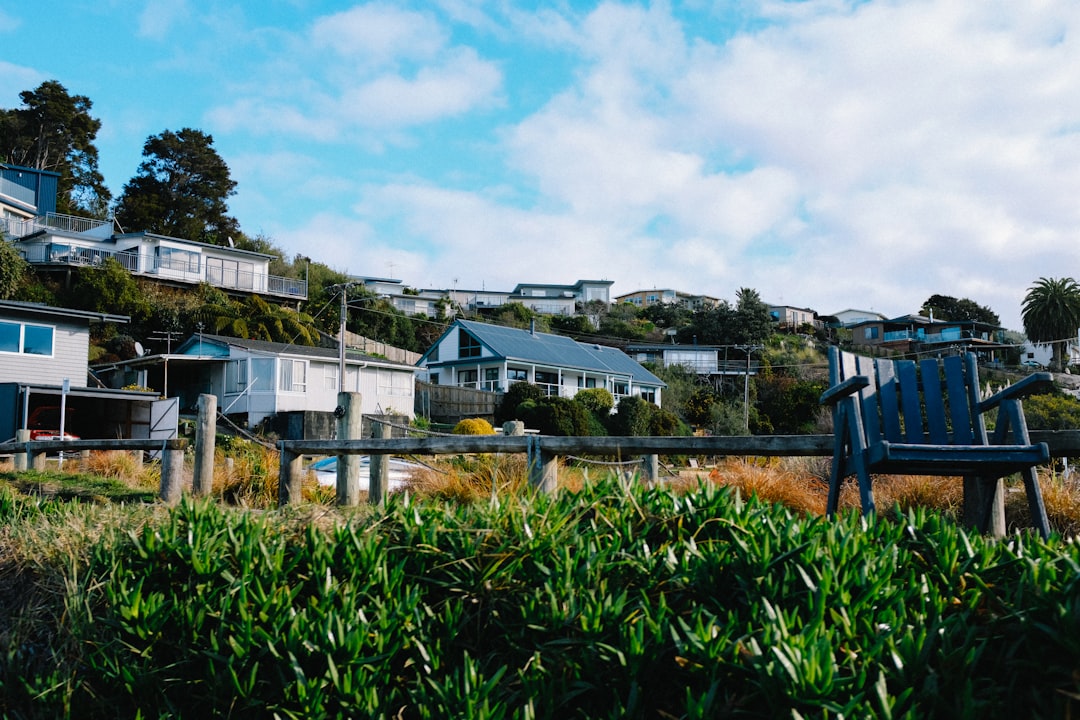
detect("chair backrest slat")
[895,359,923,443]
[964,353,989,445]
[919,358,949,443]
[856,353,881,444]
[944,355,974,444]
[876,358,903,442]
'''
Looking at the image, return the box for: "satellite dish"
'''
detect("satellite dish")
[134,341,145,357]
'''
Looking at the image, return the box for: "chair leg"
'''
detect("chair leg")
[826,453,843,518]
[1020,466,1051,539]
[855,463,875,516]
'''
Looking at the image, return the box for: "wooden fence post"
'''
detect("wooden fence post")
[369,422,389,505]
[160,439,187,505]
[527,436,558,493]
[13,429,29,471]
[278,444,304,506]
[336,391,362,506]
[642,454,659,485]
[193,393,217,496]
[963,477,1007,537]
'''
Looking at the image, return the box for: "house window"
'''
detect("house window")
[641,389,656,404]
[612,381,629,397]
[250,359,274,392]
[458,369,478,387]
[278,359,307,392]
[535,370,559,396]
[226,360,248,393]
[157,246,200,273]
[507,368,527,382]
[325,365,339,391]
[0,321,54,356]
[429,345,439,362]
[459,329,481,358]
[483,367,500,391]
[206,257,254,290]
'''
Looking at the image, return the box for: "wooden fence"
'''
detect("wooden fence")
[277,429,1080,499]
[0,437,190,503]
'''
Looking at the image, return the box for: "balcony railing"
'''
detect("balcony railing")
[16,242,308,300]
[1,212,112,239]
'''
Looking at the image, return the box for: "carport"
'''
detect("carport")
[0,382,178,444]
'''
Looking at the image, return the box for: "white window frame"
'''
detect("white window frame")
[278,359,307,393]
[0,320,54,357]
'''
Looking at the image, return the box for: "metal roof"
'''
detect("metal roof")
[0,300,129,325]
[175,334,416,370]
[447,320,665,387]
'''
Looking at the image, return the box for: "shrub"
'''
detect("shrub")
[608,396,653,436]
[574,388,614,417]
[518,396,592,436]
[496,382,546,424]
[453,418,496,435]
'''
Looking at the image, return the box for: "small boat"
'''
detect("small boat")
[307,456,425,491]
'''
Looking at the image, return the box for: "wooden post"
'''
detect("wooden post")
[193,393,217,496]
[13,429,29,471]
[160,439,187,505]
[278,444,304,506]
[336,391,362,506]
[527,436,558,492]
[30,440,45,471]
[369,422,390,505]
[963,477,1006,537]
[642,454,659,485]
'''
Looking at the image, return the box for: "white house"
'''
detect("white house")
[8,226,307,301]
[419,319,665,406]
[0,300,174,443]
[97,334,417,432]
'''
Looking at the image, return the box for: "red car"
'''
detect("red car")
[27,406,80,441]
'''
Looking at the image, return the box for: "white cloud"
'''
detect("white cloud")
[310,3,447,67]
[0,62,42,104]
[0,8,21,32]
[137,0,190,40]
[338,48,502,127]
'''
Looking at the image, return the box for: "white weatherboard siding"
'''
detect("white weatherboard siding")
[0,317,89,387]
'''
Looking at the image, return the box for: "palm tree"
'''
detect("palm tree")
[1021,277,1080,371]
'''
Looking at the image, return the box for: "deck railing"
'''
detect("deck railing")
[16,241,308,299]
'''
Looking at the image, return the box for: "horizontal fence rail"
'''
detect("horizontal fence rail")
[8,430,1080,507]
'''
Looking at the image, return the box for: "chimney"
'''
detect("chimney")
[530,319,536,336]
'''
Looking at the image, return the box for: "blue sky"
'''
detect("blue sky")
[5,1,1080,331]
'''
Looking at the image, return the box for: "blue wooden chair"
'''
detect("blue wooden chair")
[820,347,1052,538]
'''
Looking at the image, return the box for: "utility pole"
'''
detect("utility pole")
[738,344,763,433]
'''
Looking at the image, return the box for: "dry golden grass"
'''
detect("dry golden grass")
[11,441,1080,536]
[79,450,160,489]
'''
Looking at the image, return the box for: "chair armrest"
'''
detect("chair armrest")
[820,375,870,406]
[978,372,1055,412]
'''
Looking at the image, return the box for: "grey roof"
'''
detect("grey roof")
[449,320,665,387]
[177,334,416,369]
[0,299,128,325]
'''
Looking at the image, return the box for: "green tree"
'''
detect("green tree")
[0,80,111,217]
[0,238,27,299]
[198,294,318,345]
[113,128,241,244]
[921,294,1000,326]
[731,287,773,346]
[69,259,151,323]
[1022,277,1080,371]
